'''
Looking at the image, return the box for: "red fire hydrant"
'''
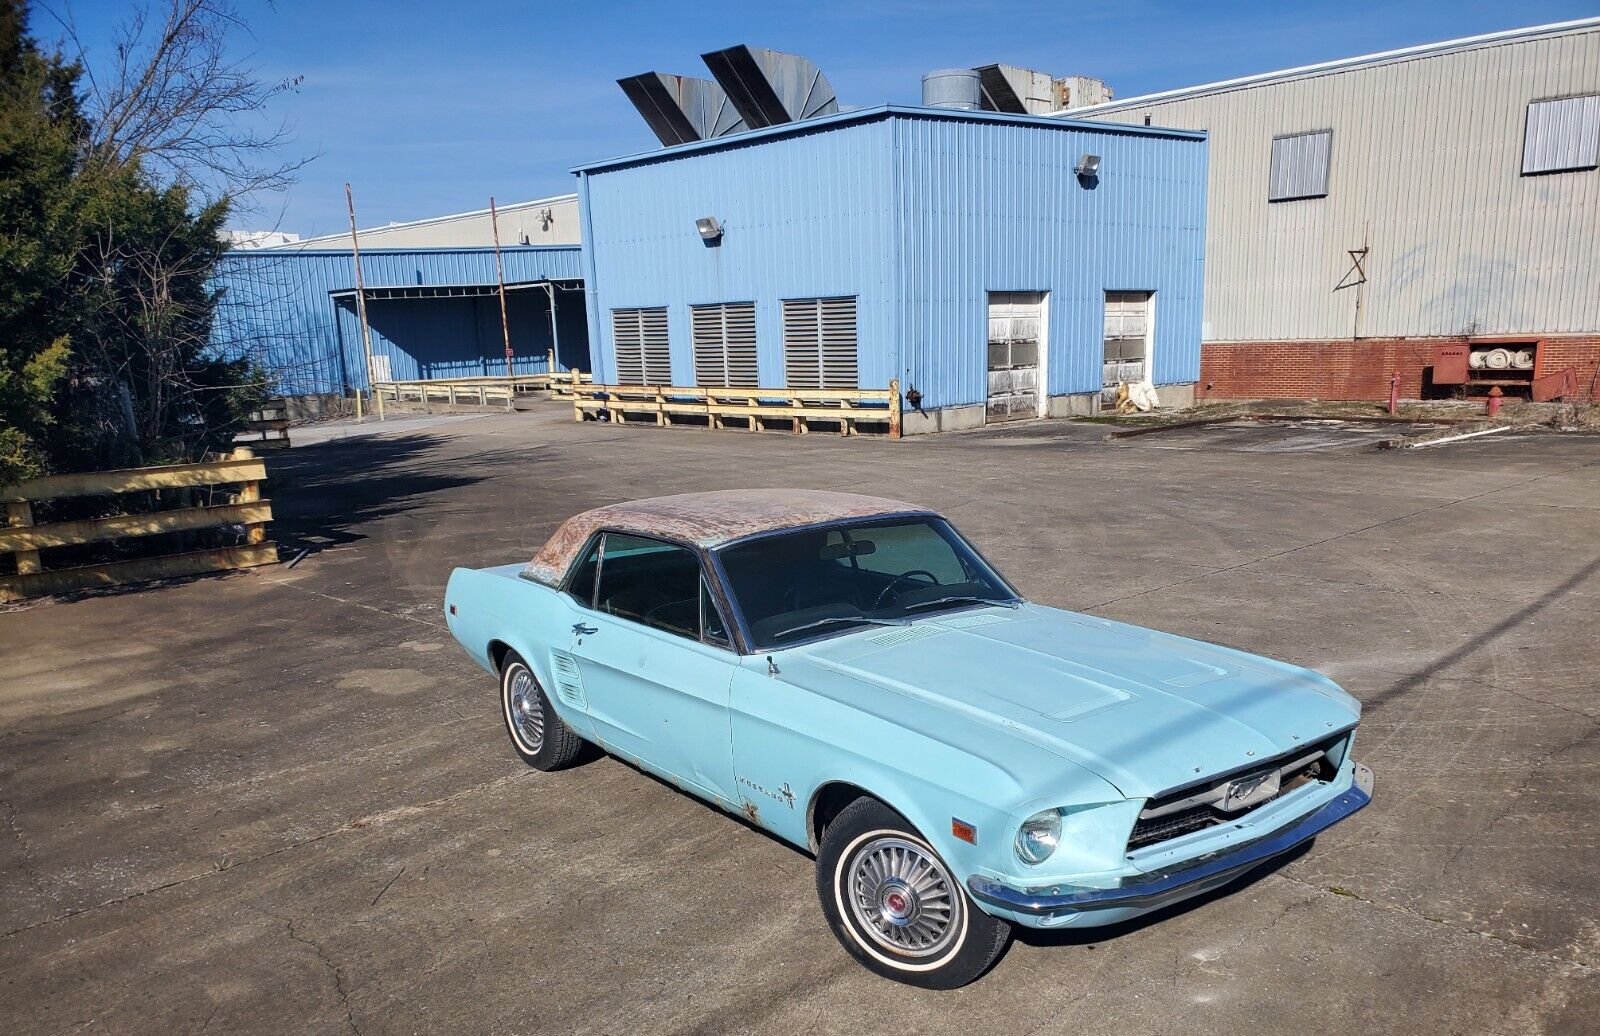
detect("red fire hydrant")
[1486,385,1504,418]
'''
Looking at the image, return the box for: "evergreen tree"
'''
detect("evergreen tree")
[0,0,82,485]
[0,0,268,486]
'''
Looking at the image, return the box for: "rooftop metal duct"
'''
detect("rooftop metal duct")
[975,64,1112,113]
[975,64,1051,114]
[618,72,748,146]
[922,69,982,110]
[700,45,839,129]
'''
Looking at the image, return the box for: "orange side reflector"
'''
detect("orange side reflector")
[952,818,977,844]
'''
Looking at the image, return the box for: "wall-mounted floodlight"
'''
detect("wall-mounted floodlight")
[695,216,724,240]
[1075,154,1102,178]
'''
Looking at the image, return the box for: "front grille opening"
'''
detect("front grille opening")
[1126,740,1342,853]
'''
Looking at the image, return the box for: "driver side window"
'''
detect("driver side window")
[594,533,729,646]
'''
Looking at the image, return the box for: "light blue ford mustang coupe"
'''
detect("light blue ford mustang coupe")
[445,489,1372,988]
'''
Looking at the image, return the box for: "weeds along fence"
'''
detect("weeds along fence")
[0,447,277,602]
[572,380,902,438]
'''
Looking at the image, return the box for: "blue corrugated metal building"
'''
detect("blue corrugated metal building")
[212,246,588,396]
[574,104,1207,431]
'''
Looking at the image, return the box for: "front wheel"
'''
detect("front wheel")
[499,651,584,771]
[816,797,1011,988]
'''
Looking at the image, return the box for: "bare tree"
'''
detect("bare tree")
[51,0,308,202]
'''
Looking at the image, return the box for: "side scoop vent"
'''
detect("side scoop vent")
[548,651,588,709]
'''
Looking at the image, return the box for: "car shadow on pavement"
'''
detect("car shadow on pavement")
[1008,840,1314,949]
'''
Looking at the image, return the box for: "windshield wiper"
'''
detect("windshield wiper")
[899,595,1019,614]
[768,615,903,643]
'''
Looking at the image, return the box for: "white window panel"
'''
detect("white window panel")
[690,302,759,387]
[781,296,859,390]
[1523,95,1600,175]
[611,307,671,385]
[1268,130,1332,201]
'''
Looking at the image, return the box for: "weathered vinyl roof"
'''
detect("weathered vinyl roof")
[523,489,927,586]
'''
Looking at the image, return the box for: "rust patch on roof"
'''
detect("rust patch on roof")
[523,489,927,587]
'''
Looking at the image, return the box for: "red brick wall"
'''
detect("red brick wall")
[1197,336,1600,402]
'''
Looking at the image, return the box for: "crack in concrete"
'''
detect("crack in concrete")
[1272,871,1598,976]
[0,770,533,941]
[370,866,406,908]
[278,915,360,1035]
[1435,719,1600,884]
[0,793,49,901]
[256,576,444,630]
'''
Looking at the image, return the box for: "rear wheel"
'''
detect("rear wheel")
[499,651,584,771]
[816,797,1011,988]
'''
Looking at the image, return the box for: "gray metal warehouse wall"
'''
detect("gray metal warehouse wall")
[1075,21,1600,342]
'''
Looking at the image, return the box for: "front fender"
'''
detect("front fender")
[728,663,1116,891]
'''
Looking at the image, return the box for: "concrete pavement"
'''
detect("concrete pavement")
[3,409,1597,1034]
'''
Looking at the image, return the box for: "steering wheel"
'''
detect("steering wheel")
[874,570,940,609]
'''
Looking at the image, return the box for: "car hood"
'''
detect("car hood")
[790,603,1359,799]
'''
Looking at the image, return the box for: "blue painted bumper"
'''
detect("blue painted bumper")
[968,763,1373,918]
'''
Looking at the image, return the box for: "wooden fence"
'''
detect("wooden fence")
[235,397,291,450]
[374,370,590,409]
[0,447,277,602]
[572,379,902,439]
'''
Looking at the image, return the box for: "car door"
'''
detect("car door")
[562,532,738,803]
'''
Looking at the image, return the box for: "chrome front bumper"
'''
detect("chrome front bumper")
[968,762,1374,916]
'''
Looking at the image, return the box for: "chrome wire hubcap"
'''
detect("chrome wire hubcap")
[846,836,962,957]
[508,668,544,752]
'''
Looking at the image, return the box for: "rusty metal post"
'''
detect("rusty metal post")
[889,378,903,440]
[345,183,383,421]
[1387,372,1400,416]
[489,198,515,401]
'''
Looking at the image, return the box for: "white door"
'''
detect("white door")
[1103,292,1154,405]
[986,292,1047,422]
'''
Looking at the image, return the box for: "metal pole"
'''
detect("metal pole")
[543,283,562,374]
[489,197,515,394]
[345,183,384,421]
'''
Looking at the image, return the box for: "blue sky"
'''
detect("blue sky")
[41,1,1600,235]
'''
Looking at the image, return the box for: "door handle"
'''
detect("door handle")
[572,623,598,636]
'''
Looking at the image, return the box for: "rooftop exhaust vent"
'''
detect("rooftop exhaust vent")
[974,64,1112,114]
[701,45,839,129]
[618,72,748,146]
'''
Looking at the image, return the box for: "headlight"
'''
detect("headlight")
[1015,809,1062,864]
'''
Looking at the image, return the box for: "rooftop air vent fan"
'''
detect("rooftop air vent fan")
[618,72,748,146]
[700,45,839,129]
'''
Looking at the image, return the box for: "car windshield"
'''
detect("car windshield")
[716,516,1019,649]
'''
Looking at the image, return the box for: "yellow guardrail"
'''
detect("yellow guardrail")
[573,379,901,438]
[1,447,276,602]
[374,370,591,408]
